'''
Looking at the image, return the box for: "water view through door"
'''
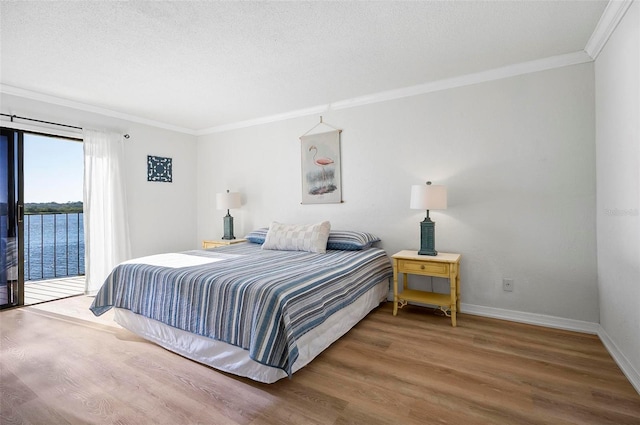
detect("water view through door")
[0,130,85,306]
[23,210,85,304]
[23,133,85,304]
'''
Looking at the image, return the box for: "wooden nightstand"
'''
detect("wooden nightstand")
[392,250,461,326]
[202,239,247,249]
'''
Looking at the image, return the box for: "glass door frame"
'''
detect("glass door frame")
[1,127,24,309]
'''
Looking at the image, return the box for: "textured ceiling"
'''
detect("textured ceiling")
[0,1,607,132]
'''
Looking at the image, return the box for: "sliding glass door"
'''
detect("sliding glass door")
[0,128,24,308]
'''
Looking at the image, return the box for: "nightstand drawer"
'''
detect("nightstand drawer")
[397,259,450,277]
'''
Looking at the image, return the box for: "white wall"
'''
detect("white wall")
[197,63,598,323]
[595,1,640,388]
[0,93,198,258]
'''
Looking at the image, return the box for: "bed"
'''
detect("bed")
[90,225,392,383]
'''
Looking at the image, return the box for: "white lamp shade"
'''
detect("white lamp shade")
[216,191,241,210]
[410,184,447,210]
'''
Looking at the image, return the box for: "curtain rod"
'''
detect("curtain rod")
[0,113,130,138]
[1,113,82,130]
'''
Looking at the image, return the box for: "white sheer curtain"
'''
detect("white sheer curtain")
[83,129,131,295]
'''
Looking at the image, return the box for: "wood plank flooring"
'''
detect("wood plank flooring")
[1,300,639,424]
[24,276,85,305]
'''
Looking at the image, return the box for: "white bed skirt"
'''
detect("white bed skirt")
[114,279,389,383]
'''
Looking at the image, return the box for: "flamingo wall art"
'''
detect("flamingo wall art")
[300,129,342,204]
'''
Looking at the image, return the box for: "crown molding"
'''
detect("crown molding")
[2,49,595,137]
[330,51,592,112]
[200,51,592,135]
[585,0,634,59]
[0,84,197,135]
[195,104,330,135]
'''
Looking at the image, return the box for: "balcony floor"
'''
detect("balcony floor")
[24,276,85,305]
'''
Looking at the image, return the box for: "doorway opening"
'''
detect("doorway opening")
[1,129,85,308]
[23,133,85,305]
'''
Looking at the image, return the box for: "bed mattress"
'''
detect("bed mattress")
[113,279,388,383]
[91,242,392,381]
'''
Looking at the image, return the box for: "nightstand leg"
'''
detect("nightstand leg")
[393,259,398,316]
[456,267,461,313]
[450,270,457,327]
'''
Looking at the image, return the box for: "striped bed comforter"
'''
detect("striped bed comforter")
[90,242,392,375]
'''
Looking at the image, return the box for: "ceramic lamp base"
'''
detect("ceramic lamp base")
[418,218,437,256]
[222,214,235,240]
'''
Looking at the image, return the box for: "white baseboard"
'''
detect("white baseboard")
[460,303,600,334]
[386,295,640,395]
[384,294,600,333]
[597,326,640,395]
[460,303,640,395]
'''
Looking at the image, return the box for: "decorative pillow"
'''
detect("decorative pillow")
[245,228,269,244]
[247,227,380,251]
[262,221,331,253]
[325,230,381,251]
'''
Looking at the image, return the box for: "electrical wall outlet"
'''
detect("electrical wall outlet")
[503,278,514,292]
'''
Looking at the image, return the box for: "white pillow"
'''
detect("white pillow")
[262,221,331,253]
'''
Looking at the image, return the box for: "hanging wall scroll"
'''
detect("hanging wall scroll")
[300,128,342,204]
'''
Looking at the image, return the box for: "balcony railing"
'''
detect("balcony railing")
[24,212,85,281]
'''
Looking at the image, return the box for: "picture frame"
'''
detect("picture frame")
[300,130,342,204]
[147,155,172,182]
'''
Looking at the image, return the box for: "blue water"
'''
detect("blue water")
[24,213,85,280]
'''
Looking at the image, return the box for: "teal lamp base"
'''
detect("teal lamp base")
[418,217,437,256]
[222,212,236,240]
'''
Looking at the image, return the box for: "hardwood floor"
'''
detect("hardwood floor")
[1,299,639,424]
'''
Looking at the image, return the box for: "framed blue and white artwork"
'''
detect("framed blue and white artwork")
[147,155,172,182]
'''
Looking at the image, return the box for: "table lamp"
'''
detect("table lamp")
[410,181,447,255]
[216,190,241,240]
